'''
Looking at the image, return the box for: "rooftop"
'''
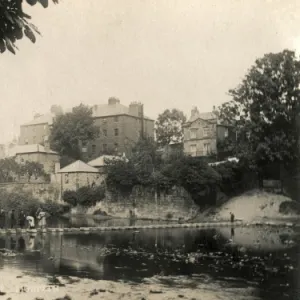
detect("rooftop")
[88,154,128,167]
[57,160,99,173]
[8,144,58,156]
[22,113,54,126]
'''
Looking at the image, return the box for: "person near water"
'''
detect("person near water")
[26,215,35,229]
[230,212,235,223]
[10,209,16,229]
[0,209,5,229]
[18,210,26,229]
[37,210,48,229]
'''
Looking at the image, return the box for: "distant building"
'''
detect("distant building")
[8,143,60,174]
[19,113,54,145]
[55,160,103,193]
[183,107,234,158]
[18,98,155,159]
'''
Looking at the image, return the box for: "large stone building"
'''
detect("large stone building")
[183,107,234,158]
[8,143,60,174]
[18,98,154,159]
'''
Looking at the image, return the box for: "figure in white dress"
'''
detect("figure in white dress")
[26,216,35,229]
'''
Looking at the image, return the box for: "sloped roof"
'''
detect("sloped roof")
[57,160,99,173]
[188,111,218,123]
[92,103,153,120]
[22,114,54,126]
[8,144,58,156]
[88,155,127,167]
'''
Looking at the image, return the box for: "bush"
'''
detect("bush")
[62,185,106,207]
[279,201,300,215]
[0,189,70,216]
[93,208,108,216]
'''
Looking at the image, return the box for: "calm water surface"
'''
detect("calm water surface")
[0,217,299,300]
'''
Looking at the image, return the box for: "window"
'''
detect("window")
[33,136,36,143]
[102,118,107,124]
[114,128,119,136]
[44,135,49,141]
[114,143,118,150]
[203,143,211,155]
[203,127,209,137]
[190,144,197,156]
[103,144,107,152]
[25,139,28,145]
[190,129,197,139]
[64,174,69,184]
[114,116,118,122]
[92,145,96,154]
[103,129,107,137]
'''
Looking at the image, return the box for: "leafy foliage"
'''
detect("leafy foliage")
[0,0,59,54]
[20,160,47,181]
[155,109,186,146]
[218,50,300,170]
[0,157,21,182]
[50,104,99,160]
[0,189,69,216]
[62,185,105,207]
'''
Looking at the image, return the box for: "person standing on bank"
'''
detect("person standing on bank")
[37,209,47,229]
[18,210,26,229]
[230,212,235,223]
[0,209,5,229]
[10,209,16,229]
[26,215,35,229]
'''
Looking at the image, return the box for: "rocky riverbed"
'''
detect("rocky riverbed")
[0,268,259,300]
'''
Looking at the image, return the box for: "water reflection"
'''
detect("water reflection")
[0,227,298,300]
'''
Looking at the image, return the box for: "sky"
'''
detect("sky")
[1,0,300,144]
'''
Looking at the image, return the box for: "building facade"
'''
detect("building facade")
[183,107,233,157]
[10,143,60,174]
[19,114,54,145]
[18,98,154,160]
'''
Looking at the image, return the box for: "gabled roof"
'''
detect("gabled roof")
[57,160,99,173]
[8,144,58,156]
[88,155,127,167]
[188,112,218,123]
[22,114,54,126]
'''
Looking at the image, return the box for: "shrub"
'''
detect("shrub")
[0,189,69,216]
[279,201,300,215]
[93,208,108,216]
[62,185,106,207]
[166,212,173,219]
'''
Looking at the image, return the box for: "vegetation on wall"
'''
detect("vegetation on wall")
[62,185,106,207]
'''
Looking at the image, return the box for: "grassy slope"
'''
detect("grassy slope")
[212,189,298,222]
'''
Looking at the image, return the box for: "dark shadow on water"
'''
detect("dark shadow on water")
[0,227,298,300]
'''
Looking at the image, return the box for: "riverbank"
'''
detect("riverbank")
[0,268,259,300]
[209,190,300,222]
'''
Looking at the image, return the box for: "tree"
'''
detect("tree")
[50,104,63,116]
[155,109,186,146]
[218,50,300,171]
[49,104,99,160]
[0,157,20,182]
[0,0,58,54]
[20,161,47,182]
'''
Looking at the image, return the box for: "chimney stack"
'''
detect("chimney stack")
[108,97,120,105]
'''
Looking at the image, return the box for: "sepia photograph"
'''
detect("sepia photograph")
[0,0,300,299]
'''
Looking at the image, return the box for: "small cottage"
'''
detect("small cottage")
[56,160,103,192]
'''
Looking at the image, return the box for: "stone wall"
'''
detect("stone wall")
[84,186,199,221]
[0,182,61,202]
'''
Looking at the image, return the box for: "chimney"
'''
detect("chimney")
[191,106,199,118]
[108,97,120,105]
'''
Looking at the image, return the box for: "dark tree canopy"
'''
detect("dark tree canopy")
[155,109,186,147]
[218,50,300,169]
[49,104,99,160]
[0,0,58,54]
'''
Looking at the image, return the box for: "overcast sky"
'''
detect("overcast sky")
[1,0,300,144]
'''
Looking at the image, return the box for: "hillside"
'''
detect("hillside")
[212,190,299,222]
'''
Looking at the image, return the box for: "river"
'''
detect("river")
[0,217,299,299]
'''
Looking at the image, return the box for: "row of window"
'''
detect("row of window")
[91,143,119,154]
[102,128,119,137]
[189,127,228,139]
[189,143,211,155]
